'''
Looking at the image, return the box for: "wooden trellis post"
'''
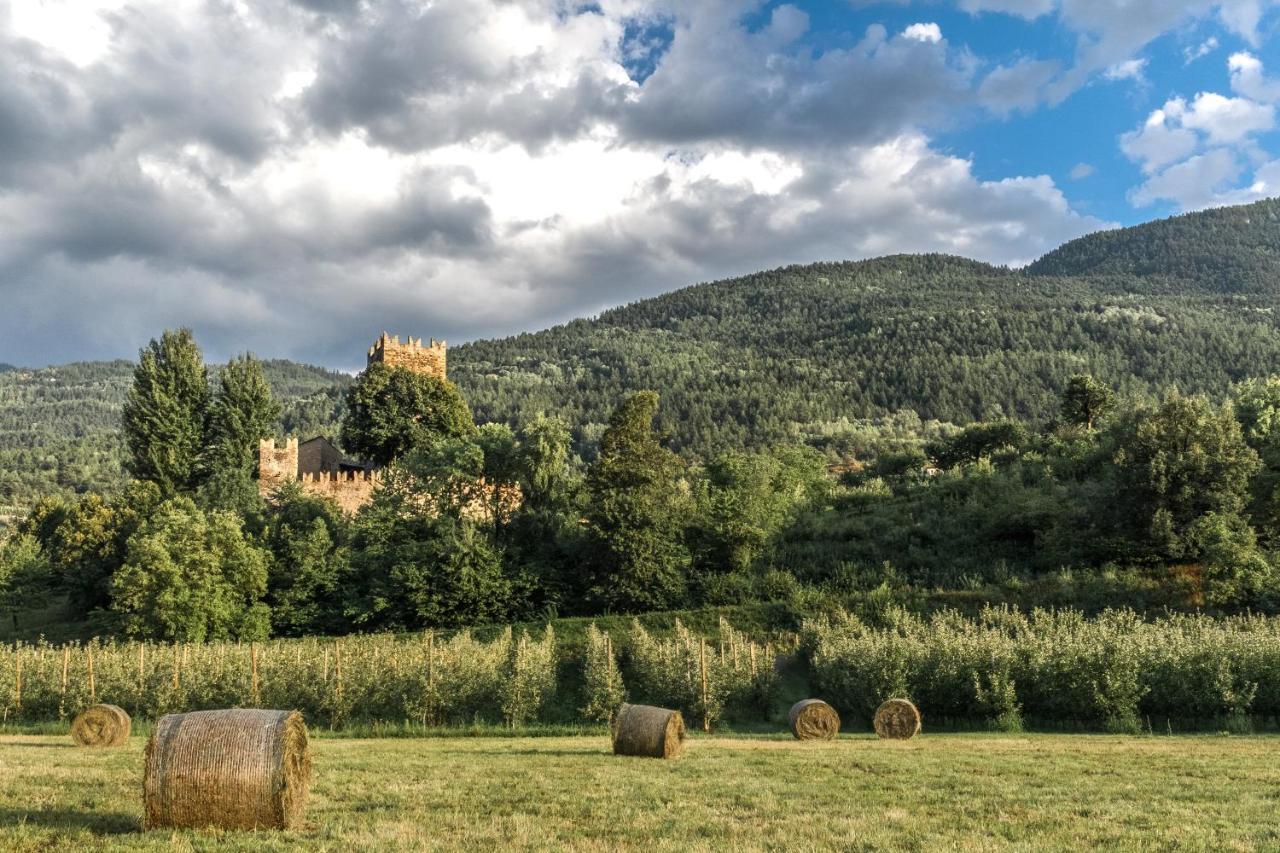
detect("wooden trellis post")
[335,642,343,702]
[700,638,710,733]
[172,644,180,691]
[251,643,260,704]
[426,631,435,726]
[60,647,70,714]
[14,649,21,712]
[138,643,146,693]
[87,646,96,703]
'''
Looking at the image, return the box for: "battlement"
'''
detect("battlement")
[300,470,379,485]
[367,331,447,379]
[299,468,380,514]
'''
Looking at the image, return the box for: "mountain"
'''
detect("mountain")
[1028,198,1280,290]
[6,199,1280,514]
[451,243,1280,458]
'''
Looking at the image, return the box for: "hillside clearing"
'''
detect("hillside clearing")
[1,733,1277,851]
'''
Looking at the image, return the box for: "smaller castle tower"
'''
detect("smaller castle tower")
[367,332,447,380]
[258,437,298,494]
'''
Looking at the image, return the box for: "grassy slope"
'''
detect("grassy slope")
[2,733,1277,850]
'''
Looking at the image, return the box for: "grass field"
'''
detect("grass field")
[2,732,1278,851]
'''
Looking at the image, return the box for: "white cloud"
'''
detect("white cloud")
[1181,92,1274,143]
[0,0,1112,365]
[955,0,1280,107]
[7,0,129,66]
[957,0,1057,17]
[1120,101,1202,174]
[979,58,1062,115]
[1105,58,1147,81]
[1229,52,1280,102]
[902,22,943,43]
[1123,52,1280,211]
[1185,36,1219,63]
[1069,163,1096,180]
[1130,148,1248,208]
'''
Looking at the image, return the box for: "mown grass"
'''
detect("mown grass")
[2,732,1279,851]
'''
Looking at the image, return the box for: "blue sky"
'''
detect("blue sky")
[3,0,1280,366]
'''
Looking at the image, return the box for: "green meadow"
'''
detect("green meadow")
[2,732,1278,851]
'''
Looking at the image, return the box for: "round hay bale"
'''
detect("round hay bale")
[70,704,131,747]
[143,708,311,831]
[789,699,840,740]
[611,703,686,759]
[874,698,922,740]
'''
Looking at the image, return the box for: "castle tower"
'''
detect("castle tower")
[367,332,447,380]
[258,437,298,495]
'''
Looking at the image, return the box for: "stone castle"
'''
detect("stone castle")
[257,332,448,513]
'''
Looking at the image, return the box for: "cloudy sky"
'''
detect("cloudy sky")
[4,0,1280,368]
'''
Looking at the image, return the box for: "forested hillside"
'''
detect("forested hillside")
[1028,197,1280,288]
[0,361,350,518]
[7,199,1280,512]
[452,252,1280,458]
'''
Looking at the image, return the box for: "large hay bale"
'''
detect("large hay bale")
[611,703,686,758]
[70,704,131,747]
[143,709,311,831]
[874,698,922,740]
[789,699,840,740]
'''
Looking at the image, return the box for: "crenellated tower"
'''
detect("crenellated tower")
[258,437,299,494]
[256,332,461,514]
[367,332,447,380]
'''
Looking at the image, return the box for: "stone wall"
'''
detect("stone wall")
[298,470,379,515]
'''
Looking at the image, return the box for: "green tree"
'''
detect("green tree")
[1232,377,1280,543]
[340,363,475,466]
[110,496,270,641]
[505,415,582,613]
[340,439,518,628]
[692,447,827,584]
[122,329,210,493]
[344,500,512,629]
[1060,374,1115,430]
[1109,395,1261,561]
[38,482,162,615]
[584,391,690,612]
[264,484,350,636]
[202,353,281,514]
[1186,512,1277,607]
[0,534,54,631]
[928,420,1026,469]
[518,415,573,506]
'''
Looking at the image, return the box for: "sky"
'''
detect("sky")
[3,0,1280,368]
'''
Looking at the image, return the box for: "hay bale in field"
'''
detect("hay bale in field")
[789,699,840,741]
[143,709,311,831]
[611,703,686,759]
[71,704,131,747]
[874,698,921,740]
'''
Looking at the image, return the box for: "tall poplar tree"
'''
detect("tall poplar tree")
[584,391,689,612]
[121,329,210,494]
[203,353,281,512]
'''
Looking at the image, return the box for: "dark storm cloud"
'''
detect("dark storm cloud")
[300,1,974,153]
[0,0,1110,367]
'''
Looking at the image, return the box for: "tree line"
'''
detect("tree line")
[0,329,827,639]
[9,319,1280,639]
